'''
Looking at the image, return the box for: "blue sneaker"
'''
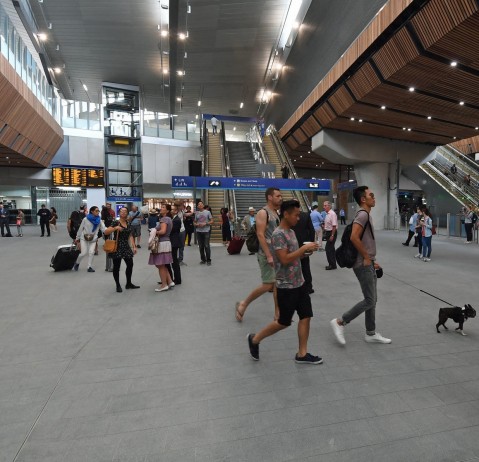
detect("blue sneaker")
[295,353,323,365]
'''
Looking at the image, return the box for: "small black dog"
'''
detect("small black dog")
[436,304,476,336]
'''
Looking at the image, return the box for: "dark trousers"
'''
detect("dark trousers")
[197,232,211,262]
[325,232,337,268]
[171,246,182,284]
[112,257,134,287]
[185,227,194,246]
[301,256,312,292]
[340,216,346,225]
[40,220,50,236]
[404,230,415,245]
[0,218,11,236]
[465,223,473,242]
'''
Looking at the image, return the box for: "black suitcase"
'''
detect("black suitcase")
[50,244,80,271]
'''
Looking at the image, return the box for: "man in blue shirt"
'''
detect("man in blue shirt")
[310,205,323,250]
[128,205,142,248]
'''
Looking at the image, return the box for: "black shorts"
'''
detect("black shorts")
[277,285,313,326]
[131,224,141,237]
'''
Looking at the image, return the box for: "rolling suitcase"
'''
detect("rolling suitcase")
[227,236,245,255]
[50,244,80,271]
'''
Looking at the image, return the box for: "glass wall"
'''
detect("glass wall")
[60,99,101,130]
[0,2,58,119]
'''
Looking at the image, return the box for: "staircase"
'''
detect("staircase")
[227,141,266,219]
[205,133,225,242]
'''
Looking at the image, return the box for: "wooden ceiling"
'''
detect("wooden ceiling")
[280,0,479,160]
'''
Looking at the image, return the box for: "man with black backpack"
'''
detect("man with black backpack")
[330,186,391,346]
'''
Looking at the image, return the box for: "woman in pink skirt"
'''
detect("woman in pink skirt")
[149,203,174,292]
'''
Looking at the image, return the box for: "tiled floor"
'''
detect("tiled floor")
[0,225,478,461]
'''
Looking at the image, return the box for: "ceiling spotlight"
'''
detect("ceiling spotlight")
[427,116,432,120]
[409,87,415,92]
[55,44,60,51]
[177,70,185,76]
[315,164,318,167]
[233,127,236,131]
[53,67,62,74]
[407,128,411,131]
[163,69,169,74]
[359,119,363,122]
[160,30,168,37]
[82,83,88,91]
[195,115,198,119]
[37,33,47,41]
[475,127,478,130]
[176,97,182,102]
[459,101,465,105]
[350,117,355,121]
[450,61,457,67]
[380,105,386,110]
[453,136,457,139]
[187,4,191,13]
[47,23,52,29]
[300,155,302,158]
[308,151,311,153]
[240,102,244,109]
[178,33,186,40]
[402,127,406,130]
[197,101,201,107]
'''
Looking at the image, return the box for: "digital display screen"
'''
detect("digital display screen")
[52,167,105,188]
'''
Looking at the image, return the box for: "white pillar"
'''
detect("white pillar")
[86,189,106,211]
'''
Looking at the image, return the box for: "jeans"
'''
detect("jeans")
[0,218,11,236]
[325,231,337,268]
[196,232,211,262]
[422,235,432,258]
[465,223,473,242]
[178,231,185,261]
[342,263,377,333]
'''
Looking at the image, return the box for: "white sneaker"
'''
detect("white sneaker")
[364,333,391,344]
[414,253,422,258]
[168,282,175,288]
[155,286,169,292]
[330,319,346,345]
[424,258,431,262]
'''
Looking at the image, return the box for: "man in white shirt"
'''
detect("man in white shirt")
[211,115,218,135]
[323,201,338,270]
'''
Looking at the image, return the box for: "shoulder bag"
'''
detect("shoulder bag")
[103,230,118,253]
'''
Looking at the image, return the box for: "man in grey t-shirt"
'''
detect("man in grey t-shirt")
[194,201,213,265]
[330,186,391,346]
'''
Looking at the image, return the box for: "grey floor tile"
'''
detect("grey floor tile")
[363,391,411,415]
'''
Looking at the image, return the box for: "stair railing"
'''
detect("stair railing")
[202,119,208,204]
[268,125,311,211]
[247,125,272,178]
[444,144,479,172]
[436,146,479,183]
[221,122,238,221]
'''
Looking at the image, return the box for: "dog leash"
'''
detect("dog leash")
[419,290,454,306]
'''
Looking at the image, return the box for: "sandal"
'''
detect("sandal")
[235,302,245,322]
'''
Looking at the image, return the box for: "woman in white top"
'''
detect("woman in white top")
[74,206,106,272]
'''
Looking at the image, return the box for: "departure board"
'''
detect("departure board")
[52,167,105,188]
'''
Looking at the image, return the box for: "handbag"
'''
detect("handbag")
[103,232,118,253]
[432,224,437,235]
[148,236,160,254]
[84,233,94,241]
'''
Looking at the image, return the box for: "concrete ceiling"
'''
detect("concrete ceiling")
[25,0,293,128]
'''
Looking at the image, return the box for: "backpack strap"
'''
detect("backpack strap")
[355,210,374,240]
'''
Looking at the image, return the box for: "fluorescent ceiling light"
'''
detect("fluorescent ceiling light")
[163,69,169,74]
[82,83,88,91]
[197,101,201,107]
[240,102,244,108]
[279,0,302,48]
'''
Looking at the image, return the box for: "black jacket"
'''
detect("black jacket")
[170,215,182,248]
[291,211,315,246]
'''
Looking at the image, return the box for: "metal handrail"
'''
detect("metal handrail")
[436,146,479,182]
[268,125,311,210]
[248,125,272,177]
[221,122,238,220]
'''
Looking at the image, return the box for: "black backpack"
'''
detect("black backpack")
[335,211,373,268]
[471,212,478,224]
[245,208,269,253]
[68,211,83,240]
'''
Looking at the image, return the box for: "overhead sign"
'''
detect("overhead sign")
[52,166,105,188]
[172,176,330,192]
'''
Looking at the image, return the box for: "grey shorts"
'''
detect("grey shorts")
[131,224,141,237]
[257,253,275,284]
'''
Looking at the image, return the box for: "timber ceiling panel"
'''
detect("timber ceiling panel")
[346,62,382,100]
[301,115,322,138]
[328,86,356,116]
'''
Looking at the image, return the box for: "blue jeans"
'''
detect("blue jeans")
[422,235,432,258]
[196,232,211,262]
[342,263,377,333]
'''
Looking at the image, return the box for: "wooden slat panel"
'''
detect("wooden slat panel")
[279,0,414,137]
[372,27,420,79]
[313,104,336,126]
[301,115,322,138]
[328,86,356,115]
[411,0,478,48]
[346,62,382,100]
[292,127,308,145]
[284,136,300,151]
[451,135,479,153]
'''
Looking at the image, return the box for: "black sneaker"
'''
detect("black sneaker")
[200,261,206,265]
[295,353,323,365]
[247,334,259,361]
[207,261,211,266]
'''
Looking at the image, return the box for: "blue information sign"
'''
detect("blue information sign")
[172,176,330,192]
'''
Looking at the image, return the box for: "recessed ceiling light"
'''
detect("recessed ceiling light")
[402,127,406,130]
[177,70,185,76]
[300,155,302,158]
[160,30,168,37]
[350,117,355,121]
[240,102,244,109]
[53,67,62,74]
[453,136,457,139]
[459,101,465,105]
[176,97,181,102]
[475,127,478,130]
[380,105,386,110]
[37,33,47,41]
[233,127,236,131]
[407,128,411,131]
[308,151,311,153]
[450,61,457,67]
[315,164,318,167]
[163,69,168,74]
[359,119,363,122]
[163,50,169,55]
[409,87,415,92]
[195,115,198,119]
[197,101,201,107]
[178,33,186,40]
[427,116,432,120]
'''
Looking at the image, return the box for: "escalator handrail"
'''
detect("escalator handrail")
[441,145,479,176]
[221,123,238,220]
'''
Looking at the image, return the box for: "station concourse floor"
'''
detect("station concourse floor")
[0,224,479,462]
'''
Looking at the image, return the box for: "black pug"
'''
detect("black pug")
[436,304,476,336]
